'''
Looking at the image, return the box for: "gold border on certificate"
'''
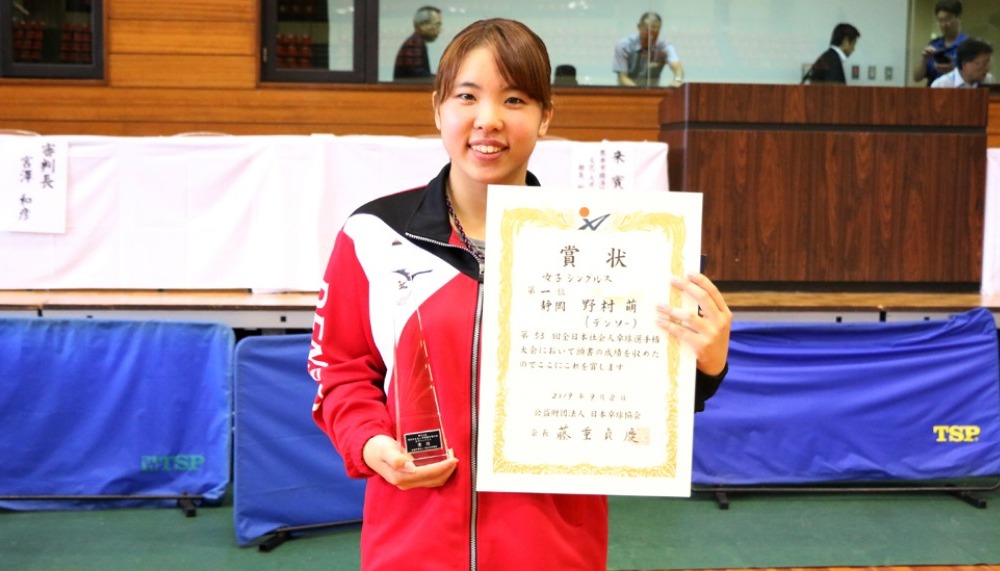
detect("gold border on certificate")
[490,207,687,479]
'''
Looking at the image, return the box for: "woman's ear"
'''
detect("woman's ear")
[538,107,554,137]
[432,92,442,130]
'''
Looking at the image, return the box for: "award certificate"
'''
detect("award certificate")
[476,186,702,497]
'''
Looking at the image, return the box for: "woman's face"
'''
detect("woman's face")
[434,47,552,194]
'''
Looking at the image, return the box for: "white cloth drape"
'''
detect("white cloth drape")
[0,135,669,291]
[983,149,1000,295]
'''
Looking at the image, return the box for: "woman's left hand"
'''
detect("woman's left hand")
[656,273,732,376]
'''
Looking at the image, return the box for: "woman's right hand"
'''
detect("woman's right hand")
[363,434,459,490]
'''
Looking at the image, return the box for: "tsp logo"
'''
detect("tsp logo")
[141,454,206,471]
[932,425,981,442]
[578,207,610,231]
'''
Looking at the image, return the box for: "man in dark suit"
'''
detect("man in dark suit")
[804,23,860,84]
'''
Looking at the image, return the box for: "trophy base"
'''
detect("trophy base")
[403,428,448,466]
[411,449,451,466]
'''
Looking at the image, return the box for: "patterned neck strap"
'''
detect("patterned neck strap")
[444,190,485,262]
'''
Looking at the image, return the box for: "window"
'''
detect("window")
[261,0,374,83]
[0,0,103,80]
[264,0,1000,88]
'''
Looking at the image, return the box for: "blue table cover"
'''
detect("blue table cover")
[233,333,365,546]
[0,318,233,509]
[692,308,1000,485]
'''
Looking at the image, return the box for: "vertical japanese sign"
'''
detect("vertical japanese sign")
[570,143,635,190]
[0,139,68,233]
[477,186,702,497]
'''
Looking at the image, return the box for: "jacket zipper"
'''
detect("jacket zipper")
[406,233,483,571]
[469,258,484,571]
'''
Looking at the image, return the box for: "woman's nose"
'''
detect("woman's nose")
[474,101,502,131]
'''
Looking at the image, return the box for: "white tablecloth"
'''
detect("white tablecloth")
[984,149,1000,295]
[0,135,669,291]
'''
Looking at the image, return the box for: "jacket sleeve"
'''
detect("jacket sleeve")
[694,362,727,412]
[308,229,393,478]
[808,53,830,83]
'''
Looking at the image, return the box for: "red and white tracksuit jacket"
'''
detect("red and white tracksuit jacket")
[308,164,724,571]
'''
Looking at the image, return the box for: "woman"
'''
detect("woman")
[308,18,731,571]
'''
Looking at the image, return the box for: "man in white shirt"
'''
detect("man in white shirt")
[931,38,993,88]
[613,12,685,88]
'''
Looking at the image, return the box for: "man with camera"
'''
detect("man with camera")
[913,0,966,86]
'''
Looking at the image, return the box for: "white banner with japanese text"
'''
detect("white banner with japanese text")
[0,139,68,234]
[0,136,667,290]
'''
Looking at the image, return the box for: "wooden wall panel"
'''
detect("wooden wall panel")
[662,84,988,286]
[549,91,662,132]
[110,20,256,56]
[108,55,258,89]
[687,130,983,282]
[989,99,1000,148]
[0,84,658,138]
[669,83,986,127]
[108,0,255,22]
[0,84,993,144]
[0,118,656,141]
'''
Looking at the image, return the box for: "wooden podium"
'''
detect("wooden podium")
[659,83,989,287]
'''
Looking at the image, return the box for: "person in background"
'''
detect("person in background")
[803,23,860,84]
[931,38,993,88]
[613,12,685,87]
[913,0,966,86]
[393,5,442,82]
[309,18,731,571]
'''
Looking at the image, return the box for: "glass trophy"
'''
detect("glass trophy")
[393,309,449,466]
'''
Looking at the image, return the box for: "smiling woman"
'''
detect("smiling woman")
[431,22,553,236]
[306,20,610,570]
[306,18,731,571]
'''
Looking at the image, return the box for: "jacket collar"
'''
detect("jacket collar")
[406,163,541,279]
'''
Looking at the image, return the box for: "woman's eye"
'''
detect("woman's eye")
[506,96,526,105]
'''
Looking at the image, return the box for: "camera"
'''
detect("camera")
[932,51,952,64]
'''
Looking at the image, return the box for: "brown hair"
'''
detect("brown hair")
[433,19,552,111]
[934,0,962,17]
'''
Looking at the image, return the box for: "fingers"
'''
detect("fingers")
[688,273,731,318]
[656,305,711,347]
[657,273,732,377]
[659,275,706,332]
[364,434,414,476]
[656,305,708,340]
[364,435,460,490]
[394,456,460,490]
[667,273,730,321]
[656,312,698,345]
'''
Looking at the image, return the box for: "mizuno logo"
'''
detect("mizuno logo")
[394,268,432,281]
[394,268,432,292]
